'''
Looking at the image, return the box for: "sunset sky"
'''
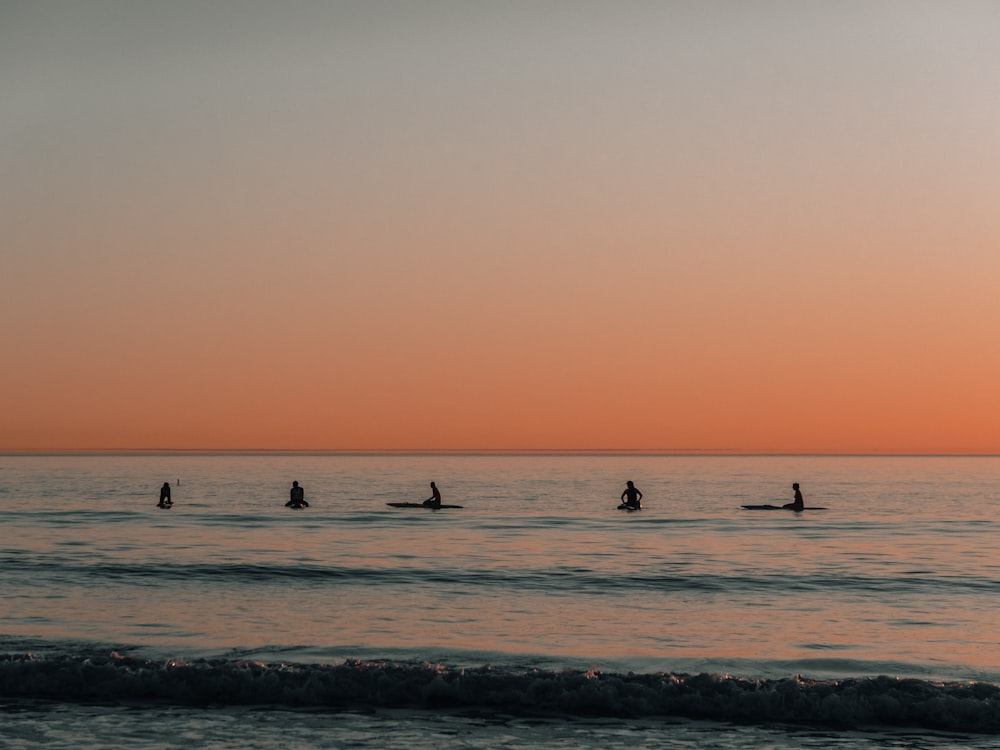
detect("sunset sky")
[3,1,998,453]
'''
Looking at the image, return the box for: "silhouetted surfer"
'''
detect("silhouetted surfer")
[620,480,643,510]
[783,482,804,511]
[286,480,309,508]
[157,482,172,508]
[422,481,442,508]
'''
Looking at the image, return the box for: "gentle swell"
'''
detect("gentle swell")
[4,556,996,595]
[1,653,997,733]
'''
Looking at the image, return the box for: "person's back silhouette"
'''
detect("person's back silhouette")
[286,481,308,508]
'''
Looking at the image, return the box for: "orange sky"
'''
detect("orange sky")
[2,2,998,453]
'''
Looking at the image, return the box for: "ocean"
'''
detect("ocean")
[1,454,998,748]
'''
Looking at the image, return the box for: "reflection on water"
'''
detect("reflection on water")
[1,455,998,681]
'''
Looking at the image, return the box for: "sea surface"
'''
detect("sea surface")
[1,454,998,748]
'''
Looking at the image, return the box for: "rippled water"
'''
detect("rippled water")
[1,454,998,746]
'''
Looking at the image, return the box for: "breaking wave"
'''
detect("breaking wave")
[1,652,997,733]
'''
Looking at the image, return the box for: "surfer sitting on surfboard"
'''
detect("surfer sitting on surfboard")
[620,480,643,510]
[782,483,804,511]
[286,481,309,508]
[422,481,442,508]
[157,482,172,508]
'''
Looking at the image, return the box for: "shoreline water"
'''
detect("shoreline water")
[2,649,998,733]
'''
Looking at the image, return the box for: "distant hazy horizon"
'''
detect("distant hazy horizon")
[3,448,998,458]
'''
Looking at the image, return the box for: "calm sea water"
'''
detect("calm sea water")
[1,454,998,747]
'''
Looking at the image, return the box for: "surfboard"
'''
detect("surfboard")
[617,503,641,511]
[386,502,464,509]
[741,504,827,510]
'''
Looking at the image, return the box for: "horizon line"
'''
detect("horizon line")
[2,448,999,458]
